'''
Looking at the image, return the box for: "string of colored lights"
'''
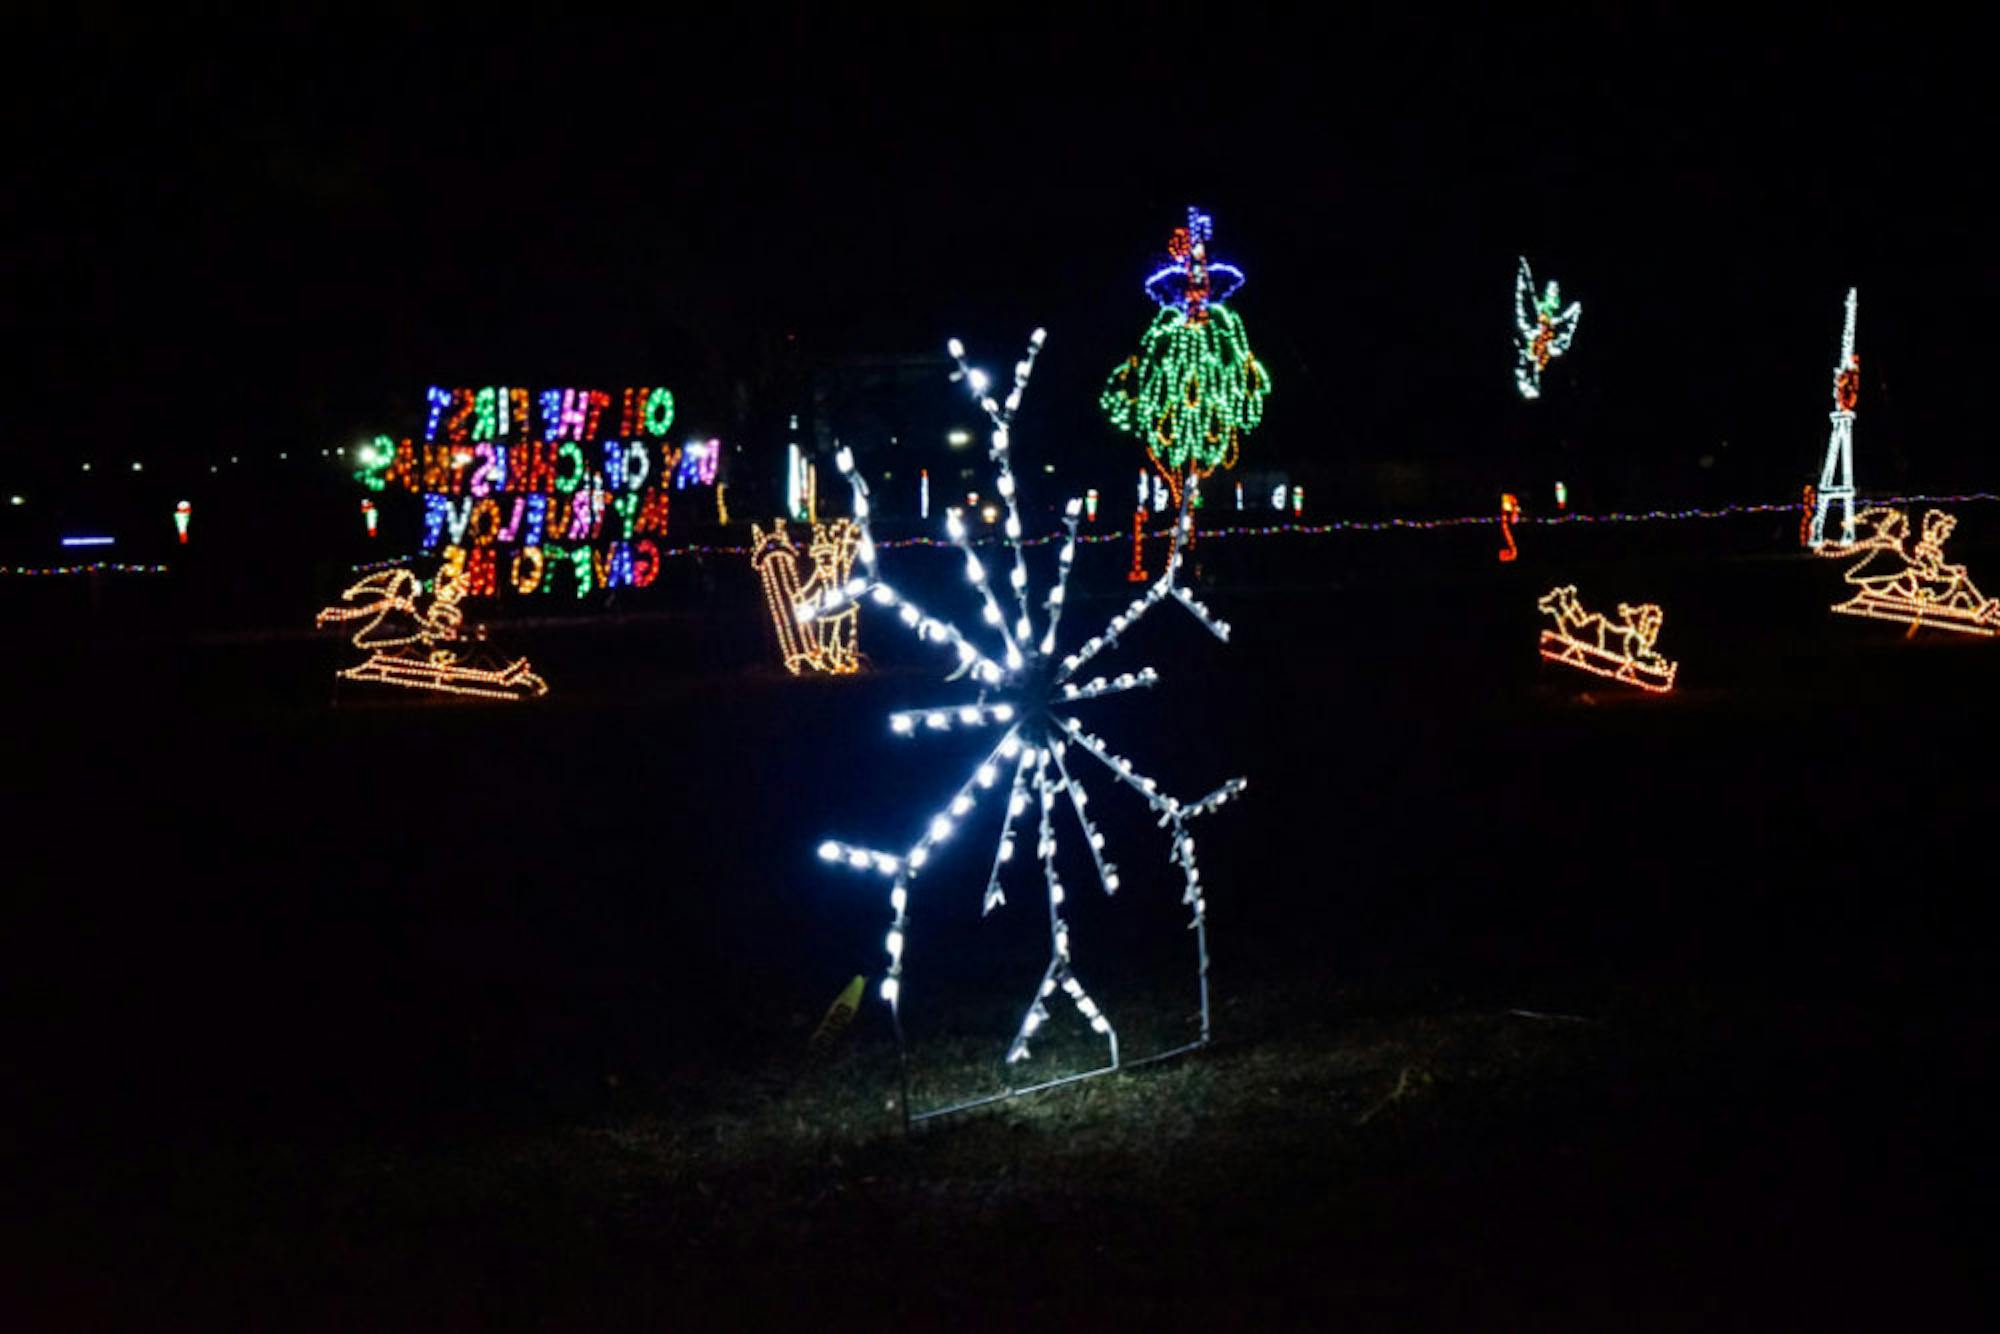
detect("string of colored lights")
[346,491,2000,574]
[814,329,1247,1129]
[0,562,170,577]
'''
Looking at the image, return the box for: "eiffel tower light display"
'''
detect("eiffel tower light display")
[1808,287,1861,552]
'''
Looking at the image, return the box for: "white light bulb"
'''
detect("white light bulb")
[976,764,998,787]
[835,448,853,473]
[885,930,904,960]
[892,716,915,734]
[929,816,953,841]
[818,841,841,861]
[968,369,989,392]
[993,704,1014,722]
[947,338,964,358]
[891,887,907,912]
[880,977,900,1005]
[950,794,973,817]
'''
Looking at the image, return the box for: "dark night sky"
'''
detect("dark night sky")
[9,9,1996,509]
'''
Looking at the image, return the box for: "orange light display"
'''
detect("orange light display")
[1536,584,1678,693]
[752,518,863,674]
[315,566,548,701]
[1127,507,1148,583]
[1832,507,1999,637]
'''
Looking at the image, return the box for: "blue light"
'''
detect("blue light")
[61,536,115,547]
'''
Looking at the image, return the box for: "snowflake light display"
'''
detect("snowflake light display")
[1514,257,1582,400]
[807,329,1248,1125]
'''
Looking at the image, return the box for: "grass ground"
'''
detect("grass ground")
[4,512,1994,1327]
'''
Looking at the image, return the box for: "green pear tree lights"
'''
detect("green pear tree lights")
[1100,209,1270,511]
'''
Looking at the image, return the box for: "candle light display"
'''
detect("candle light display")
[1831,507,1999,636]
[315,565,548,701]
[1536,585,1678,693]
[751,518,863,674]
[1514,257,1582,400]
[1809,288,1860,552]
[809,328,1247,1127]
[355,387,712,599]
[1101,208,1269,511]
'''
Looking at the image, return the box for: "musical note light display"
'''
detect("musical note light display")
[1536,584,1678,693]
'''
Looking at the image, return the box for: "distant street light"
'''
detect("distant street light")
[947,429,973,447]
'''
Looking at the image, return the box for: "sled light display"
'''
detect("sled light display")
[1831,507,1999,636]
[812,328,1247,1128]
[1536,584,1678,693]
[1514,257,1582,399]
[315,566,548,701]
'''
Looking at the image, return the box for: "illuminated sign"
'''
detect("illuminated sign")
[356,385,715,599]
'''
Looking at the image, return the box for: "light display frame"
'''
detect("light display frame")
[807,328,1248,1129]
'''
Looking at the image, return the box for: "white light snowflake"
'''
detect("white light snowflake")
[806,329,1248,1122]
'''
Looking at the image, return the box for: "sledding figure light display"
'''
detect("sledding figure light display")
[1514,257,1582,400]
[1831,507,1999,637]
[315,566,548,701]
[1536,584,1678,693]
[750,518,862,675]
